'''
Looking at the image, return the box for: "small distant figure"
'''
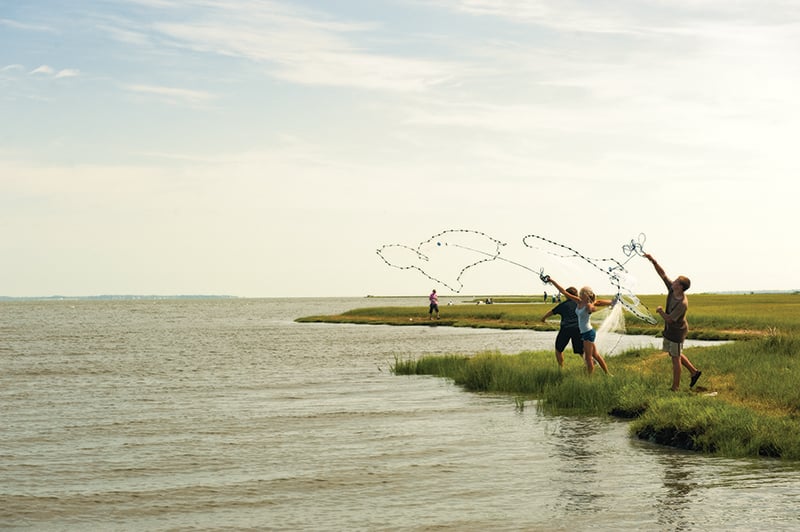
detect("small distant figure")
[548,277,614,375]
[485,297,493,304]
[541,286,583,368]
[644,253,702,391]
[429,289,440,320]
[543,291,547,302]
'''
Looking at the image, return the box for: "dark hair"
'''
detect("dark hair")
[677,276,691,291]
[566,286,578,296]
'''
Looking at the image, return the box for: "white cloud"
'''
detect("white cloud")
[0,18,54,32]
[430,0,800,34]
[113,1,461,92]
[26,65,79,79]
[124,83,216,105]
[55,69,80,79]
[29,65,54,75]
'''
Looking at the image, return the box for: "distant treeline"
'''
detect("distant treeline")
[0,295,238,301]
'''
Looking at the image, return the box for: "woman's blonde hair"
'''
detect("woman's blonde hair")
[579,286,596,302]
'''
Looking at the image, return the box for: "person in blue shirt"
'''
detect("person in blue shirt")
[541,286,583,368]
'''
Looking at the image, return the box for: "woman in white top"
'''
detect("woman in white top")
[548,278,614,375]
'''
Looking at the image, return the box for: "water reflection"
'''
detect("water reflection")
[551,417,606,513]
[652,453,800,531]
[655,453,702,531]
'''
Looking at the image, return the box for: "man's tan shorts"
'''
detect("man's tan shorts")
[663,338,683,358]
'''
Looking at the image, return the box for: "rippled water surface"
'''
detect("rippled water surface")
[2,297,800,530]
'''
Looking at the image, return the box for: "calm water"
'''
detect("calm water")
[2,297,800,531]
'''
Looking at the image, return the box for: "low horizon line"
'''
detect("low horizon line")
[2,289,798,301]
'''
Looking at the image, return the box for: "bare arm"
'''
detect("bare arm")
[548,278,580,303]
[655,304,683,324]
[644,253,671,289]
[655,306,673,323]
[646,253,679,321]
[585,296,616,313]
[541,309,554,322]
[593,297,614,308]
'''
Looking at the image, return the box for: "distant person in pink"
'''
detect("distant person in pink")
[429,289,440,320]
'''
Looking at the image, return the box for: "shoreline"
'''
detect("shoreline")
[297,293,800,459]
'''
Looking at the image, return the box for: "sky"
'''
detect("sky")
[2,0,799,298]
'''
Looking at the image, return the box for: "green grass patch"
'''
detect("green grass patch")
[299,293,800,339]
[631,396,800,458]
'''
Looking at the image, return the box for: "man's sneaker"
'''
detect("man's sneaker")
[690,371,702,388]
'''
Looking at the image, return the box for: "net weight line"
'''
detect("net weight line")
[523,233,657,324]
[377,228,657,324]
[375,229,506,293]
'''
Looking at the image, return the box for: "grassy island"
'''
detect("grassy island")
[298,293,800,459]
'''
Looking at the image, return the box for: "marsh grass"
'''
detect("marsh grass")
[310,293,800,459]
[335,304,555,330]
[300,293,800,339]
[391,336,800,459]
[631,396,800,457]
[681,330,800,413]
[640,293,800,337]
[394,351,563,394]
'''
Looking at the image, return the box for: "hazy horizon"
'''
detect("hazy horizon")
[2,289,797,301]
